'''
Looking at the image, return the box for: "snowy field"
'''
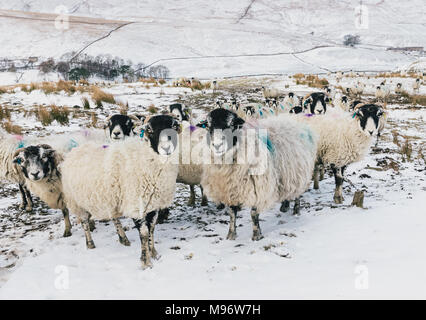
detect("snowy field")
[0,73,425,299]
[0,0,425,300]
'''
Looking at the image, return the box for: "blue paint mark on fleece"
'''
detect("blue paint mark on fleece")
[17,141,25,149]
[68,138,78,151]
[258,131,275,154]
[299,127,315,146]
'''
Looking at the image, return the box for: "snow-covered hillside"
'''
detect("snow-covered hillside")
[0,0,425,78]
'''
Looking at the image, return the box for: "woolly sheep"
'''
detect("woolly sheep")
[200,109,318,240]
[0,129,36,211]
[261,86,281,99]
[293,104,384,203]
[103,114,142,141]
[61,115,181,268]
[413,78,421,93]
[12,129,110,237]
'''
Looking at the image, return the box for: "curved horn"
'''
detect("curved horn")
[13,147,25,158]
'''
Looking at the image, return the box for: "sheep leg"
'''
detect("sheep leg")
[313,164,320,190]
[319,165,325,181]
[146,210,159,260]
[226,206,238,240]
[133,216,153,269]
[88,213,96,231]
[62,208,72,238]
[81,214,95,249]
[293,197,301,215]
[112,218,130,246]
[280,200,290,212]
[18,183,29,211]
[24,186,33,212]
[332,165,344,204]
[200,186,208,206]
[188,185,195,206]
[156,208,170,224]
[250,207,263,241]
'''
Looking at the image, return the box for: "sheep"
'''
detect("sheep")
[280,92,301,113]
[261,86,281,99]
[170,103,191,123]
[413,78,421,93]
[167,103,208,208]
[0,130,35,211]
[12,129,110,237]
[395,83,403,94]
[199,108,318,240]
[334,95,350,111]
[301,92,329,114]
[375,84,390,102]
[103,114,142,141]
[293,103,384,203]
[61,115,181,268]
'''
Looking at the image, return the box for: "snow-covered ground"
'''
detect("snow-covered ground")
[0,73,425,299]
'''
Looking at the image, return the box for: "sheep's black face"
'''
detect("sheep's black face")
[13,145,56,181]
[306,92,327,114]
[355,104,384,136]
[170,103,189,122]
[204,108,245,157]
[106,114,136,141]
[243,106,255,117]
[341,96,348,103]
[142,115,181,155]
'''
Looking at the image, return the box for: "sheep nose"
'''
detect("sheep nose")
[213,143,222,150]
[113,132,120,137]
[163,146,170,153]
[318,110,323,114]
[31,171,40,178]
[368,130,374,135]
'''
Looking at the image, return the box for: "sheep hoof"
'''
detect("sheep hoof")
[25,205,33,212]
[201,198,208,206]
[187,198,195,207]
[333,195,344,204]
[280,201,290,212]
[63,230,72,238]
[217,203,225,210]
[141,259,153,269]
[252,233,264,241]
[226,231,236,240]
[119,236,131,246]
[86,240,96,249]
[151,249,160,260]
[89,220,96,232]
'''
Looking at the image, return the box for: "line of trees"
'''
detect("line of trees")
[35,52,170,81]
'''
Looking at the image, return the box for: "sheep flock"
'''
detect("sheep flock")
[0,71,424,269]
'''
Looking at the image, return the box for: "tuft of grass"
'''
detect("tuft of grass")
[50,104,70,125]
[147,104,158,114]
[3,121,22,134]
[57,80,76,94]
[400,138,413,162]
[37,106,53,126]
[118,101,129,115]
[40,82,56,94]
[0,105,11,121]
[81,97,90,109]
[90,112,98,128]
[0,87,7,94]
[91,87,115,106]
[158,79,166,85]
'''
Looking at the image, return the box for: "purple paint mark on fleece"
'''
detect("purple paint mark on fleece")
[102,145,109,149]
[304,113,314,117]
[190,125,197,132]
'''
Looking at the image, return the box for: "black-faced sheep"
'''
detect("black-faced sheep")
[199,109,317,240]
[293,104,384,203]
[61,115,181,268]
[0,130,35,211]
[302,92,329,114]
[413,78,421,93]
[103,114,142,141]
